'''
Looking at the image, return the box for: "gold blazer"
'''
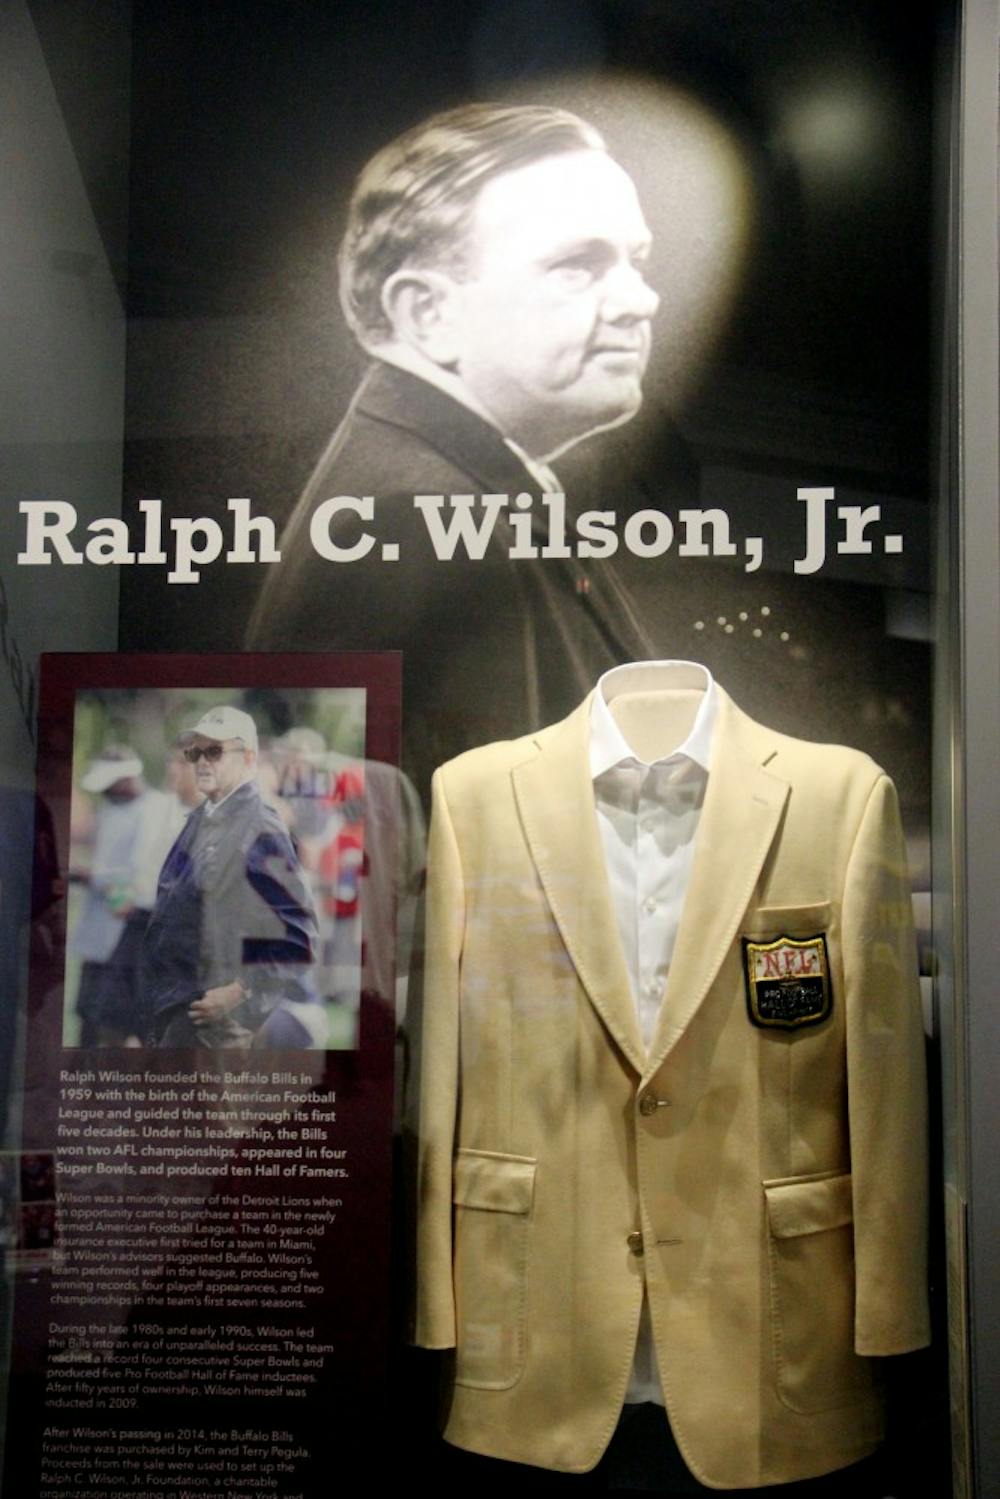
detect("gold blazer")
[413,686,930,1488]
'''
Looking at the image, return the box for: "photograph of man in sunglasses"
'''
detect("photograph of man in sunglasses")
[141,705,319,1050]
[64,692,368,1050]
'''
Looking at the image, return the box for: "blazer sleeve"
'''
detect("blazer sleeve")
[843,772,931,1355]
[413,767,465,1349]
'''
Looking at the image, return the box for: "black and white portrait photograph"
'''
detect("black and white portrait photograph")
[115,3,934,848]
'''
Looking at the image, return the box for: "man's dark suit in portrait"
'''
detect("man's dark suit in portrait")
[247,103,666,796]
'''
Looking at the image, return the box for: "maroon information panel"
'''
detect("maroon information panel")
[8,652,401,1499]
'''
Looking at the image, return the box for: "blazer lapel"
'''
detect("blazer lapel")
[643,689,789,1077]
[512,698,646,1075]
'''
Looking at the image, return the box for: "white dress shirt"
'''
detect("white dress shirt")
[589,661,718,1404]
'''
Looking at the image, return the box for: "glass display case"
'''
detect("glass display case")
[1,1,995,1493]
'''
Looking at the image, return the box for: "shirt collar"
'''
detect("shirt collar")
[589,662,717,779]
[203,778,257,818]
[501,438,561,493]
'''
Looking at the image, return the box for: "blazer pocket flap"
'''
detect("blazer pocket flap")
[764,1172,853,1239]
[744,902,831,938]
[454,1150,536,1214]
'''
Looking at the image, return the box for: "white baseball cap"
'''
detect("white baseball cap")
[178,705,258,753]
[81,747,143,794]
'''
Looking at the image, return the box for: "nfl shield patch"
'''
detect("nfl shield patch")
[742,933,832,1029]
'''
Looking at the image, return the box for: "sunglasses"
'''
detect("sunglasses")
[182,743,242,764]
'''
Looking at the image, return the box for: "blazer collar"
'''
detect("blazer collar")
[512,695,645,1072]
[356,361,539,496]
[512,686,790,1079]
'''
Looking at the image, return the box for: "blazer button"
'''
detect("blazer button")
[639,1093,668,1116]
[626,1230,644,1256]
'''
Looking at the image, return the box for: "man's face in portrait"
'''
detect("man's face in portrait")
[449,149,659,458]
[187,738,252,804]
